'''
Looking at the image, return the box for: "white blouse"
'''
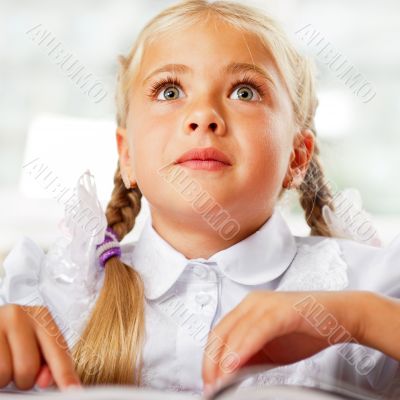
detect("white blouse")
[1,171,400,396]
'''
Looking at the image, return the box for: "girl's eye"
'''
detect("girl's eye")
[231,85,257,101]
[147,77,185,102]
[165,87,178,99]
[229,78,265,102]
[159,85,183,101]
[147,75,265,102]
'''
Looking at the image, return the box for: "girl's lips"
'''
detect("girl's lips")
[175,147,232,165]
[177,159,231,171]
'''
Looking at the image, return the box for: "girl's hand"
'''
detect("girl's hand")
[202,291,366,389]
[0,304,81,391]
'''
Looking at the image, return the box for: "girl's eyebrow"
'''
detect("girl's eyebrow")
[143,62,275,87]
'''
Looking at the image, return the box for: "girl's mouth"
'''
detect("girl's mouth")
[177,159,231,171]
[174,146,232,171]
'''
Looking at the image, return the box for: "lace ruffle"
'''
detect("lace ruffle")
[277,238,349,291]
[0,170,108,348]
[322,188,382,247]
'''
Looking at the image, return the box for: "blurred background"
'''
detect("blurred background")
[0,0,399,262]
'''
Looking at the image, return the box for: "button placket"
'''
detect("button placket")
[188,263,218,314]
[174,262,219,389]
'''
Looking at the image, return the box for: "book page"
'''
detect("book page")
[215,385,344,399]
[0,385,202,400]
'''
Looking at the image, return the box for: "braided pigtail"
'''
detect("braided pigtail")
[72,163,145,385]
[286,54,335,237]
[297,140,335,237]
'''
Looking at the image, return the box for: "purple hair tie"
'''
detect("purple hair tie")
[96,227,121,267]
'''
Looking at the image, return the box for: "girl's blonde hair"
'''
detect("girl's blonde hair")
[72,0,335,385]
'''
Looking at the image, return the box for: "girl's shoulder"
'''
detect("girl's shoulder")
[290,233,400,295]
[0,234,94,346]
[0,235,46,307]
[278,235,350,292]
[0,233,138,349]
[0,170,143,348]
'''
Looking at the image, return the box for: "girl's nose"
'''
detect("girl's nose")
[183,105,226,137]
[189,121,217,133]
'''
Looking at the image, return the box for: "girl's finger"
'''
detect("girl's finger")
[215,316,253,380]
[202,301,251,385]
[217,307,300,381]
[202,293,263,385]
[30,308,81,390]
[6,316,41,390]
[212,292,264,340]
[36,364,54,388]
[0,331,13,388]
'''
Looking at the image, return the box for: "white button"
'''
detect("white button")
[195,292,212,306]
[206,269,218,281]
[192,264,208,279]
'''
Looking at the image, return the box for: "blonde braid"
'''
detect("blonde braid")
[298,141,335,237]
[105,162,142,238]
[72,162,145,385]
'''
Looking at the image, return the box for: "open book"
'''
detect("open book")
[0,365,388,399]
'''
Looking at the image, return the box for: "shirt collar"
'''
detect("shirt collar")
[131,207,297,300]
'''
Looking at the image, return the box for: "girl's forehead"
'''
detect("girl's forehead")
[147,24,265,60]
[137,23,278,84]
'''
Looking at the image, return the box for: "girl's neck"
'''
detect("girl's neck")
[149,208,272,260]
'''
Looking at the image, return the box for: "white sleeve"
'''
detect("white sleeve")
[0,171,109,350]
[0,236,46,308]
[373,234,400,297]
[0,233,99,350]
[336,235,400,296]
[335,235,400,395]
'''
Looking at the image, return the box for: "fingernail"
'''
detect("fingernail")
[64,383,83,391]
[215,376,228,390]
[204,383,214,396]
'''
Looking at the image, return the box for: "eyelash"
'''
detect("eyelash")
[146,74,266,102]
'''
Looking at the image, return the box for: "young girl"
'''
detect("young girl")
[1,0,399,396]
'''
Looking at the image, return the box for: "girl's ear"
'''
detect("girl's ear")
[282,128,315,189]
[116,127,137,189]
